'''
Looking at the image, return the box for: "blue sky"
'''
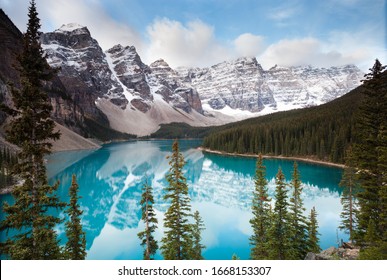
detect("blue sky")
[1,0,385,70]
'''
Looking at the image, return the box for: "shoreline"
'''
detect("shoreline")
[198,147,345,168]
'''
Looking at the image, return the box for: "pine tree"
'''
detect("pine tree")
[0,0,64,259]
[137,179,158,260]
[161,140,193,260]
[339,147,360,242]
[353,59,387,244]
[267,168,292,259]
[191,210,205,260]
[64,175,86,260]
[289,162,308,259]
[249,154,271,259]
[307,206,321,253]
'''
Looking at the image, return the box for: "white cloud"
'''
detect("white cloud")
[326,29,386,71]
[258,36,381,71]
[268,6,299,21]
[145,18,231,67]
[233,33,265,57]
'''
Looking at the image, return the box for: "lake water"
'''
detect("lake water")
[1,139,347,259]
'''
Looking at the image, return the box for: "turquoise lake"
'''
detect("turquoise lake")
[1,139,347,259]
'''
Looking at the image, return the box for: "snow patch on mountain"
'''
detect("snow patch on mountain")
[57,23,88,33]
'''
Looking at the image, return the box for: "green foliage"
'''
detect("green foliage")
[352,60,387,250]
[191,210,205,260]
[249,154,271,259]
[0,0,65,259]
[149,122,215,139]
[307,207,321,253]
[359,241,387,260]
[231,253,240,260]
[203,82,368,163]
[137,179,158,260]
[289,162,308,259]
[267,168,293,259]
[339,147,360,242]
[161,140,194,260]
[64,175,86,260]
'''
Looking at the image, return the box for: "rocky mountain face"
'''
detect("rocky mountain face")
[0,9,23,125]
[177,58,363,114]
[41,24,206,136]
[104,44,205,115]
[40,23,125,126]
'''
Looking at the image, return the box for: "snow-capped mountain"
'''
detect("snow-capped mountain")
[177,57,363,115]
[41,23,127,126]
[40,23,364,136]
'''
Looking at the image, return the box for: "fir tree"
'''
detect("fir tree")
[353,59,387,244]
[307,207,321,253]
[161,140,193,260]
[359,219,387,259]
[64,175,86,260]
[137,179,158,260]
[267,168,292,259]
[289,162,308,259]
[0,0,64,259]
[191,210,205,260]
[339,147,360,242]
[249,154,271,259]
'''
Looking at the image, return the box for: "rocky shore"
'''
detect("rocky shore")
[305,243,360,260]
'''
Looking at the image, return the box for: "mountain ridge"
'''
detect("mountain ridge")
[40,23,363,136]
[0,17,364,142]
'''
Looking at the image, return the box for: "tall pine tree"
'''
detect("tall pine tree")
[339,147,359,243]
[289,162,308,259]
[137,179,158,260]
[191,210,205,260]
[161,140,193,260]
[307,206,321,253]
[0,0,64,259]
[249,154,271,259]
[64,175,86,260]
[267,168,293,259]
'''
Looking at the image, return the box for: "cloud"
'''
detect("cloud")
[326,29,386,71]
[268,6,299,21]
[267,1,302,26]
[233,33,265,57]
[258,36,379,71]
[145,18,231,67]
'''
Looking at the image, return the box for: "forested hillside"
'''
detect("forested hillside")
[202,76,383,163]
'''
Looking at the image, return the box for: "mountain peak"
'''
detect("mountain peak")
[150,59,170,68]
[56,23,89,34]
